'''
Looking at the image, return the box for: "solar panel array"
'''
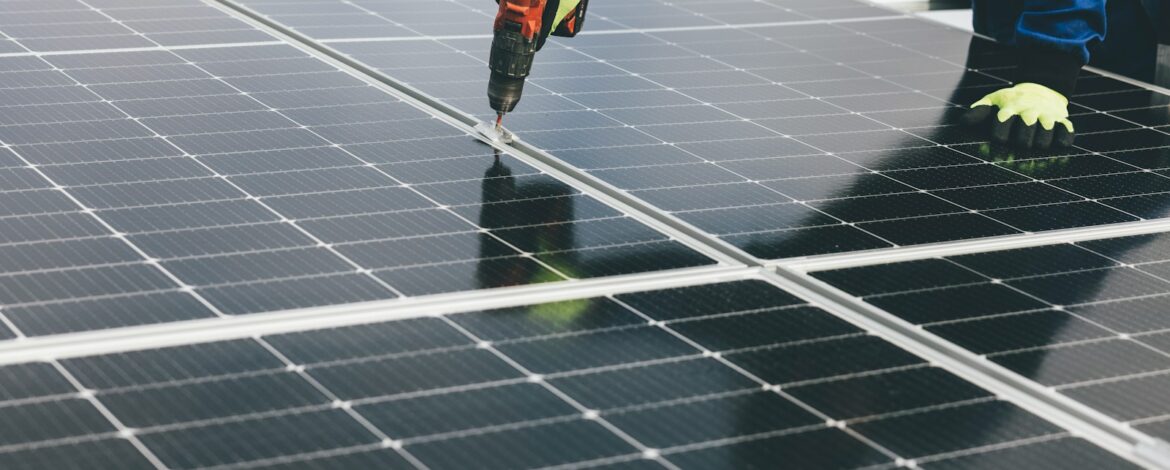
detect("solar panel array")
[0,280,1139,469]
[233,0,1170,260]
[2,0,1170,467]
[0,0,719,341]
[813,233,1170,443]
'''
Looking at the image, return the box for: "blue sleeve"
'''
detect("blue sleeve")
[1014,0,1107,64]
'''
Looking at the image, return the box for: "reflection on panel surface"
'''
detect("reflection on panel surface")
[240,0,1170,260]
[813,232,1170,441]
[0,42,712,339]
[0,280,1134,469]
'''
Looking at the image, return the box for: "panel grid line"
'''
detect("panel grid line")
[0,140,231,318]
[250,336,432,469]
[765,267,1169,468]
[208,0,752,267]
[1,355,992,441]
[0,41,288,60]
[47,46,411,299]
[48,360,170,470]
[608,295,906,463]
[52,1,583,300]
[1002,249,1170,359]
[434,316,680,469]
[593,12,1167,241]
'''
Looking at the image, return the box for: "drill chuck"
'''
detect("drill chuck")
[488,71,525,115]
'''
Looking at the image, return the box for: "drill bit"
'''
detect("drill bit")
[495,113,504,132]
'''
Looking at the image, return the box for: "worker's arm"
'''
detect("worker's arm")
[1014,0,1106,96]
[964,0,1106,149]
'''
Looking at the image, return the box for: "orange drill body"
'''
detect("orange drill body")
[494,0,547,42]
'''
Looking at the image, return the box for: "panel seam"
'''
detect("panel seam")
[0,265,752,365]
[780,218,1170,272]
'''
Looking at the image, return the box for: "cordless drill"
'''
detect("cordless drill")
[488,0,588,132]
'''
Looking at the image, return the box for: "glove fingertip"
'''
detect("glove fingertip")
[1053,126,1075,148]
[991,115,1016,143]
[1012,120,1038,149]
[1034,127,1055,150]
[995,107,1018,123]
[1037,117,1056,131]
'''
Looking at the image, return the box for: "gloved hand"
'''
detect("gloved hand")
[962,83,1075,150]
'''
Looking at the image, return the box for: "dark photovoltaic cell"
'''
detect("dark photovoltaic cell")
[813,232,1170,441]
[241,0,1170,260]
[0,0,274,52]
[0,280,1134,469]
[0,40,713,339]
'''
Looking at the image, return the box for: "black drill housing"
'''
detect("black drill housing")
[487,22,537,115]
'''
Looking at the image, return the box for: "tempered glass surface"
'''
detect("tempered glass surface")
[813,232,1170,439]
[245,0,1170,260]
[0,42,713,338]
[0,280,1122,469]
[0,1,1165,468]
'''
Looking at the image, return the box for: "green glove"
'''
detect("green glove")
[962,83,1075,150]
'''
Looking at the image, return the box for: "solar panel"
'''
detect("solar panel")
[811,233,1170,443]
[0,4,717,340]
[3,0,1170,467]
[0,280,1138,469]
[234,0,1170,261]
[0,0,274,52]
